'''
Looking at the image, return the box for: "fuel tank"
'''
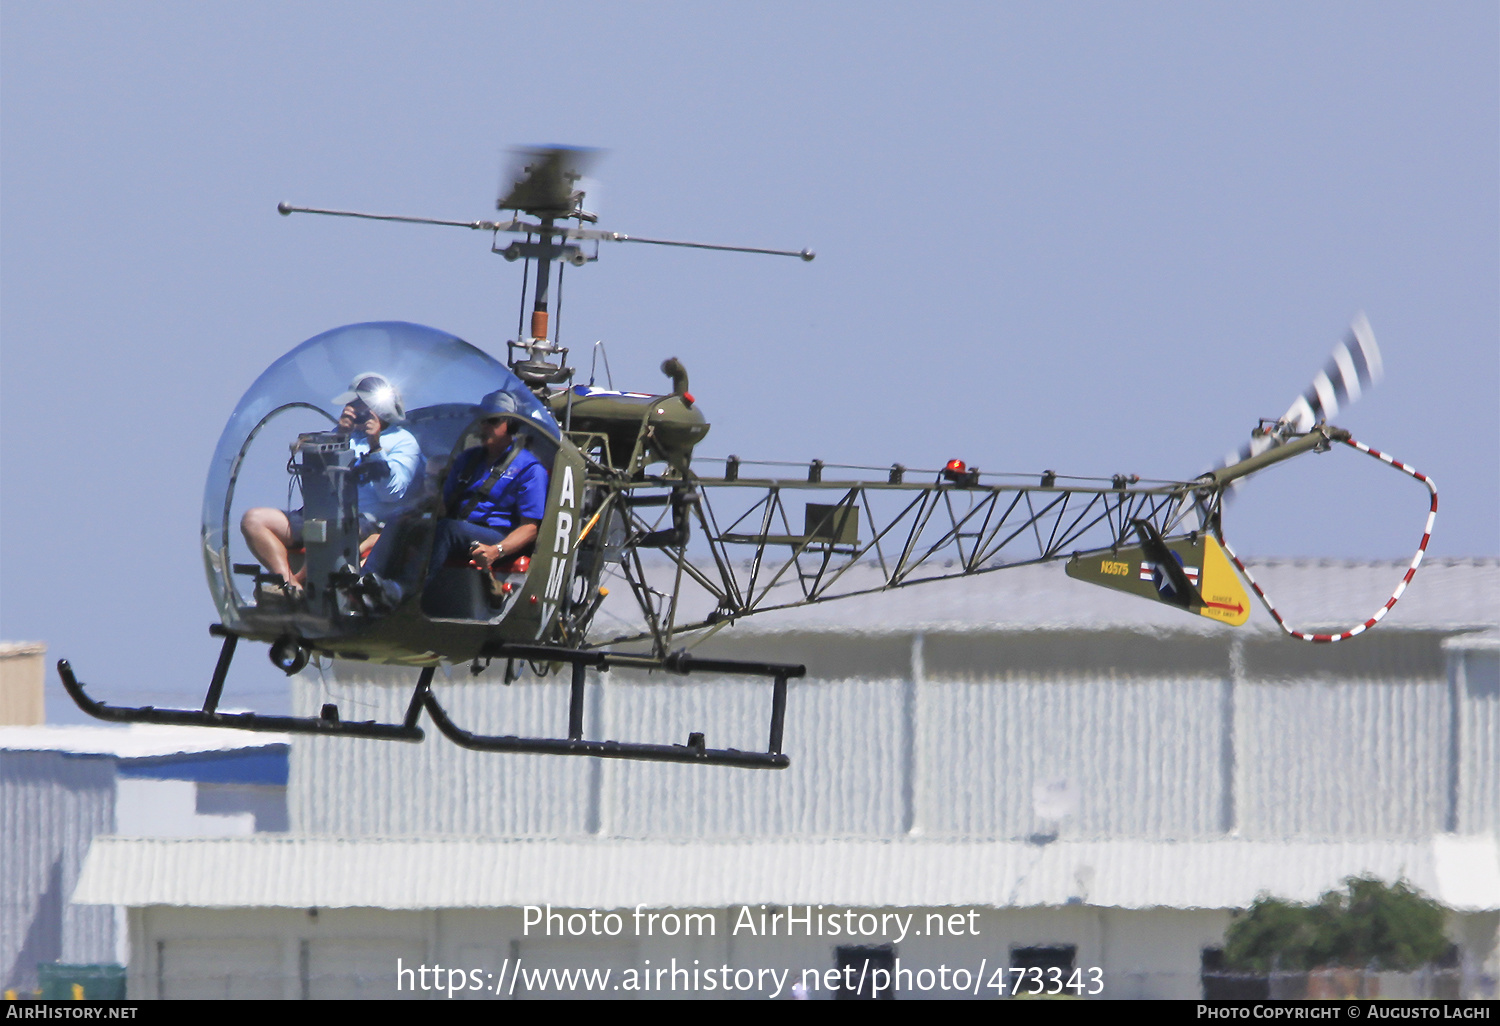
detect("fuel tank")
[549,384,709,471]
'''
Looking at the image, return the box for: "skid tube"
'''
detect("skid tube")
[57,625,428,742]
[423,644,804,769]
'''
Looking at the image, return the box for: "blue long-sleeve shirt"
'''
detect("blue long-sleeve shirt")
[352,426,423,522]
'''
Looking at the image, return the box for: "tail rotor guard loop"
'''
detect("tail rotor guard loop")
[1217,436,1438,643]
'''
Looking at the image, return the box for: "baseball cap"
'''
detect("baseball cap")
[333,372,405,424]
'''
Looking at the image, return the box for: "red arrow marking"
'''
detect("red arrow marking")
[1205,600,1245,614]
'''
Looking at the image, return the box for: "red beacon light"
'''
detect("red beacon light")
[942,459,980,486]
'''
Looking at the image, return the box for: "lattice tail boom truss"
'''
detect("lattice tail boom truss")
[588,468,1217,651]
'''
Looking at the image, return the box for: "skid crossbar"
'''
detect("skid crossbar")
[425,644,803,768]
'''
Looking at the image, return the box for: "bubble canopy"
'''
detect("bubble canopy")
[202,321,558,622]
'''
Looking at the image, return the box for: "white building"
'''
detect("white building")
[1,721,288,994]
[72,558,1500,999]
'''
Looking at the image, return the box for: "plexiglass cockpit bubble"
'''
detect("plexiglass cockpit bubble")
[202,321,558,629]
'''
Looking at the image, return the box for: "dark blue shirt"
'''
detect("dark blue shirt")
[443,446,550,532]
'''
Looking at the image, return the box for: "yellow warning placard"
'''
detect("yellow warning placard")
[1196,536,1250,626]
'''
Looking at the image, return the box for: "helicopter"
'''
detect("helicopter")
[58,147,1439,770]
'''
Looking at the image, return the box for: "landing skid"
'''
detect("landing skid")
[58,631,802,767]
[426,645,802,769]
[58,627,428,742]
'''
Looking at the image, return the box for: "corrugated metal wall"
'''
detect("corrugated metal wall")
[0,751,116,990]
[292,669,906,837]
[291,628,1489,843]
[1235,678,1448,837]
[1456,651,1499,834]
[601,675,907,837]
[293,670,594,836]
[916,677,1224,838]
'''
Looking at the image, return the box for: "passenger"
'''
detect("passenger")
[362,389,548,607]
[241,373,422,597]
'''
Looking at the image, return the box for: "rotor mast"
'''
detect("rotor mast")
[529,215,555,344]
[495,149,595,389]
[507,211,570,389]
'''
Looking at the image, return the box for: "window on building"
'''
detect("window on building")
[1200,946,1268,1000]
[835,945,895,1000]
[1009,944,1076,997]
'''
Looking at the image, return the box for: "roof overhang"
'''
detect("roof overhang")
[73,834,1500,913]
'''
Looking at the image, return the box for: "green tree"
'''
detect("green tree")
[1224,877,1449,972]
[1223,895,1321,972]
[1321,876,1449,971]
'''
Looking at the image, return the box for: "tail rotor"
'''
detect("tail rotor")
[1216,313,1383,485]
[1280,311,1382,434]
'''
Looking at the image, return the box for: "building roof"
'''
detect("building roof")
[1445,628,1500,652]
[73,834,1500,913]
[0,723,289,759]
[604,557,1499,638]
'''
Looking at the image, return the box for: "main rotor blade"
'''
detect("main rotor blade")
[558,224,813,258]
[606,233,815,260]
[279,200,814,260]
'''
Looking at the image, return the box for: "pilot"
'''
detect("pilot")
[241,372,422,597]
[361,388,548,605]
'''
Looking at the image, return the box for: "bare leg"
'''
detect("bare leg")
[241,508,300,591]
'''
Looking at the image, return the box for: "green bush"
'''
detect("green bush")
[1224,876,1448,972]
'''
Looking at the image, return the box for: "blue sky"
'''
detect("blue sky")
[2,3,1495,716]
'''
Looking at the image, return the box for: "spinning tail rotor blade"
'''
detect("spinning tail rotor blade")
[1279,312,1383,434]
[1214,314,1383,488]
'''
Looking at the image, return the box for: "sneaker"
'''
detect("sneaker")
[358,575,404,613]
